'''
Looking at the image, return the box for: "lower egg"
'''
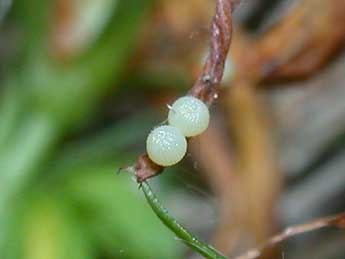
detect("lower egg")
[146,125,187,166]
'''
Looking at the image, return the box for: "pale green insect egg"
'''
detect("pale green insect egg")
[168,96,210,137]
[146,125,187,166]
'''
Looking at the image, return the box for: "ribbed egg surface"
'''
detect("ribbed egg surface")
[168,96,210,137]
[146,125,187,166]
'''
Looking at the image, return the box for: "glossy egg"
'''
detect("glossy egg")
[168,96,210,137]
[146,125,187,166]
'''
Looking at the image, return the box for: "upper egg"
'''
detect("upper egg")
[168,96,210,137]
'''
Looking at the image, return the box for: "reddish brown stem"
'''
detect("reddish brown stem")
[233,212,345,259]
[133,0,236,182]
[189,0,234,105]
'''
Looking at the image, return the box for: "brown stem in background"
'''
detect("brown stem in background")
[134,0,236,182]
[233,212,345,259]
[230,0,345,83]
[220,82,280,258]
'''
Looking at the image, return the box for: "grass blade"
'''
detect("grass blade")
[141,180,227,259]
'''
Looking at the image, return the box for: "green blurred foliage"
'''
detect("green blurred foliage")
[0,0,184,258]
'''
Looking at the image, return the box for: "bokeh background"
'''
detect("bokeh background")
[0,0,345,258]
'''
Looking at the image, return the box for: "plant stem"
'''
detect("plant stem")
[141,180,228,259]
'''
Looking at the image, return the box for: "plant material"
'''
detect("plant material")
[141,180,227,259]
[141,178,345,259]
[120,2,238,258]
[233,212,345,259]
[224,82,280,257]
[121,1,345,259]
[0,0,153,255]
[230,0,345,82]
[133,0,236,182]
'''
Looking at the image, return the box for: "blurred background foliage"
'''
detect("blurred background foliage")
[0,0,182,258]
[0,0,345,258]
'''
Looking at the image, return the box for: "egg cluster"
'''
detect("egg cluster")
[146,96,210,166]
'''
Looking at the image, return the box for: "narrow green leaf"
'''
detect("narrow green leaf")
[141,180,228,259]
[0,114,57,202]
